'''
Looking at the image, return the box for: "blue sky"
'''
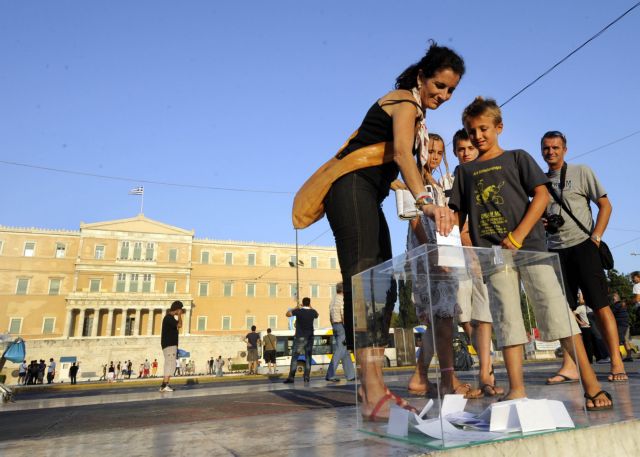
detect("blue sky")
[2,1,639,274]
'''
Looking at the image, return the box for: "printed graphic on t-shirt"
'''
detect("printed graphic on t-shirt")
[473,170,508,239]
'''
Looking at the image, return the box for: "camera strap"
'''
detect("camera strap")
[547,163,593,237]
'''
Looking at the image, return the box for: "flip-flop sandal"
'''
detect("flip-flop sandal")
[480,384,504,397]
[607,372,628,383]
[453,383,484,399]
[363,388,417,422]
[546,373,579,385]
[584,390,613,411]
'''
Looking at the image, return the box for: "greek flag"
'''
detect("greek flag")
[129,186,144,195]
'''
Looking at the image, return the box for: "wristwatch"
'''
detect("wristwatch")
[592,234,601,242]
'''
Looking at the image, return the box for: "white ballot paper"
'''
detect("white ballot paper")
[387,405,410,437]
[414,417,501,443]
[435,230,465,268]
[440,394,467,417]
[516,399,556,433]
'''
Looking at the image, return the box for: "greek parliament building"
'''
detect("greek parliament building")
[0,215,340,381]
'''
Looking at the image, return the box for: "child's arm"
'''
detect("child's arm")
[502,184,550,250]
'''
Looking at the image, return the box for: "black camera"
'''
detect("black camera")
[546,214,565,234]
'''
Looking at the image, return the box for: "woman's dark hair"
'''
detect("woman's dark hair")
[395,40,465,90]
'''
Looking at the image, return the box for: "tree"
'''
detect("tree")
[396,279,419,329]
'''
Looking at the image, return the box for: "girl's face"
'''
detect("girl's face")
[419,68,461,110]
[427,138,444,171]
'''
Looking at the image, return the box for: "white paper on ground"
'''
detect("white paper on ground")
[440,394,467,417]
[418,399,434,418]
[446,411,490,431]
[387,405,410,437]
[489,402,522,432]
[546,400,575,429]
[515,399,556,433]
[415,417,502,442]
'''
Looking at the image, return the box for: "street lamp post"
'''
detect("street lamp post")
[288,229,304,306]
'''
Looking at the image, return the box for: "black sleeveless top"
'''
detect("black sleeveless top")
[338,99,420,202]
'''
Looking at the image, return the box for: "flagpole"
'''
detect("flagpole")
[140,192,144,214]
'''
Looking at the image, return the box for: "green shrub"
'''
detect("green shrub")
[0,375,6,384]
[231,363,248,372]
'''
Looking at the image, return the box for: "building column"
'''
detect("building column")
[64,308,74,338]
[134,308,141,336]
[91,308,100,337]
[78,309,86,337]
[106,309,115,337]
[120,310,128,336]
[146,309,154,336]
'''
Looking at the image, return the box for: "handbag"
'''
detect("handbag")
[547,167,614,270]
[292,129,394,229]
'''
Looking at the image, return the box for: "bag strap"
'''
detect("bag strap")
[546,164,591,237]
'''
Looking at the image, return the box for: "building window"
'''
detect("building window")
[142,274,152,293]
[48,278,61,296]
[290,283,297,298]
[269,254,277,267]
[201,250,210,264]
[330,257,337,269]
[224,252,233,265]
[129,273,139,292]
[269,283,277,297]
[223,282,233,297]
[199,282,209,297]
[120,241,129,259]
[246,316,255,329]
[8,318,22,334]
[42,317,55,334]
[168,248,178,262]
[247,253,256,266]
[330,284,337,298]
[55,243,66,258]
[16,278,29,295]
[246,283,255,297]
[222,316,231,330]
[197,316,207,332]
[133,242,142,260]
[24,242,35,257]
[311,256,318,269]
[145,242,155,261]
[116,273,126,292]
[165,280,176,294]
[82,316,93,337]
[268,315,277,329]
[95,245,105,260]
[90,279,101,293]
[0,240,4,254]
[311,284,319,298]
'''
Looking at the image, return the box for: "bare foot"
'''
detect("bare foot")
[499,388,526,401]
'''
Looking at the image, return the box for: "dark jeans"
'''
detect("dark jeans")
[288,335,314,379]
[325,172,396,350]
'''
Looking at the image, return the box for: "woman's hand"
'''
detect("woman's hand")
[422,204,455,236]
[390,179,407,191]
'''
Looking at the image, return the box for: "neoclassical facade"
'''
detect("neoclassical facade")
[1,215,341,341]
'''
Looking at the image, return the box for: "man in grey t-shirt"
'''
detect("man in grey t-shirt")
[541,131,626,383]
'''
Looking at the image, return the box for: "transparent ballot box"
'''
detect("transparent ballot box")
[351,244,590,450]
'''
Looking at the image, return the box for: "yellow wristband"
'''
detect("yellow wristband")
[507,232,523,249]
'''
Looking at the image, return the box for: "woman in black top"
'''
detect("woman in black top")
[323,42,465,421]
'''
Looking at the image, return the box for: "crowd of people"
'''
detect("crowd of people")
[17,358,56,385]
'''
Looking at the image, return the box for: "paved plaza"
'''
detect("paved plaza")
[1,363,640,456]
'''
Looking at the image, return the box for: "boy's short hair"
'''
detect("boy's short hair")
[452,128,470,151]
[541,130,567,148]
[462,96,502,127]
[302,297,311,306]
[251,325,256,331]
[336,282,344,294]
[632,271,640,279]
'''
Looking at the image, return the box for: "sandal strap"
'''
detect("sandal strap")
[584,390,611,401]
